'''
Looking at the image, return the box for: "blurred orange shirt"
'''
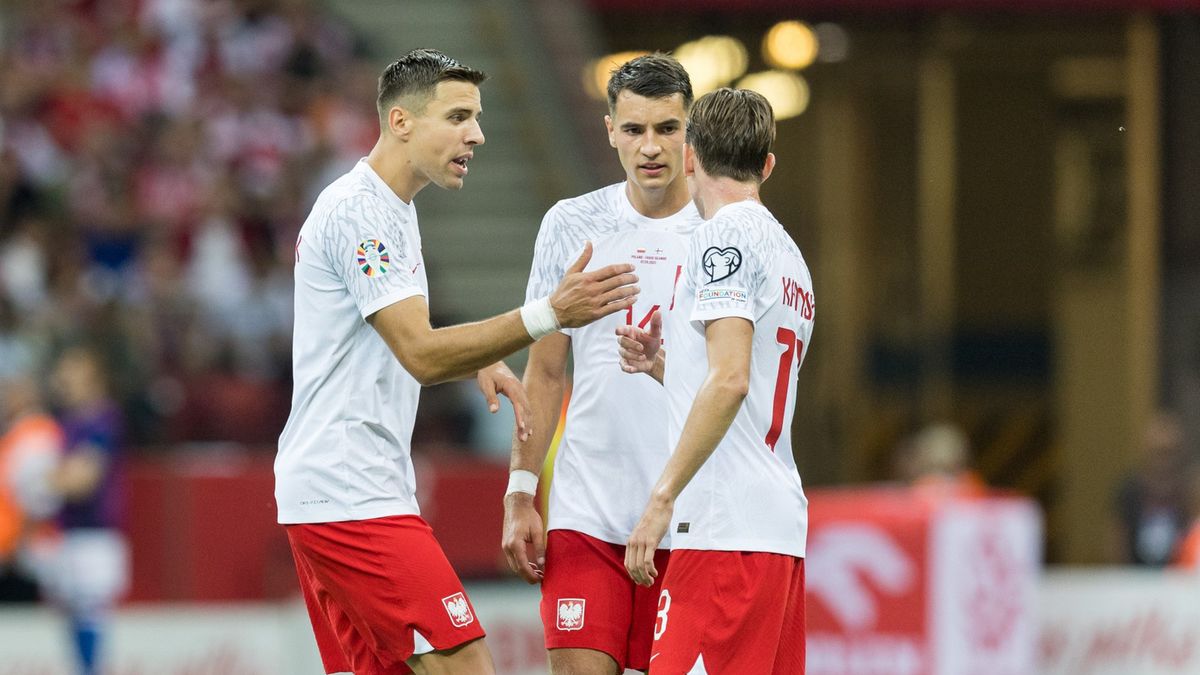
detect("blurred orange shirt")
[0,415,64,558]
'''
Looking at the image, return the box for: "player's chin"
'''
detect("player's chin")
[632,174,671,191]
[436,174,466,190]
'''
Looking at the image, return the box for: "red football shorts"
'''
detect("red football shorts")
[649,550,805,675]
[286,515,486,675]
[540,529,671,670]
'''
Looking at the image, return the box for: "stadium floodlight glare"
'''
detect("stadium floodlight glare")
[736,70,811,120]
[583,50,653,100]
[674,36,749,96]
[763,20,819,71]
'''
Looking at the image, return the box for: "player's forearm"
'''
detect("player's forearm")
[510,368,565,474]
[409,310,535,384]
[649,369,747,505]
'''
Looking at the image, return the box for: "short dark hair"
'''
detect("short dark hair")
[606,53,694,111]
[686,88,775,183]
[377,48,487,119]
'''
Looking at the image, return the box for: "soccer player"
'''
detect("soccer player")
[618,88,814,674]
[500,54,701,675]
[276,49,640,675]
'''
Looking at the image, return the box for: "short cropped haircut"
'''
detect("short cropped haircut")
[377,48,487,119]
[606,53,694,111]
[686,88,775,183]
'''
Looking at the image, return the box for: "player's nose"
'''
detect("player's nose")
[466,120,485,146]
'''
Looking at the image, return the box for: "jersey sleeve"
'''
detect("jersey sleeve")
[686,213,769,325]
[526,203,586,336]
[322,194,425,318]
[525,205,572,303]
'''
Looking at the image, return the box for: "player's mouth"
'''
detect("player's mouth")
[451,154,472,176]
[639,163,667,177]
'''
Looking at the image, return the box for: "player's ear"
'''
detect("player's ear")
[683,143,695,177]
[604,115,617,148]
[760,152,776,183]
[389,105,414,140]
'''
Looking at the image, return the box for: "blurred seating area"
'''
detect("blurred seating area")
[0,0,381,446]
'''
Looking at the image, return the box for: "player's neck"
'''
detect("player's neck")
[625,181,691,219]
[695,178,761,219]
[367,140,425,204]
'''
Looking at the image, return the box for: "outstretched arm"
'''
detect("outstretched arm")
[501,332,570,583]
[625,317,752,586]
[369,243,638,385]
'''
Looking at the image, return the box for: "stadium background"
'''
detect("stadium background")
[1,0,1199,673]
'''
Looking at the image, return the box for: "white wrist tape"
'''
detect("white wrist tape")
[520,296,561,340]
[506,469,539,496]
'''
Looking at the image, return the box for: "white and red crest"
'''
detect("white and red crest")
[442,593,474,628]
[557,598,586,631]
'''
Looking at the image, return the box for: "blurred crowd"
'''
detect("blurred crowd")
[0,0,382,445]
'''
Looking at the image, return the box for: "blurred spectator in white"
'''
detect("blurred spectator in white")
[1111,411,1193,566]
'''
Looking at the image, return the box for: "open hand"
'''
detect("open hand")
[550,242,639,328]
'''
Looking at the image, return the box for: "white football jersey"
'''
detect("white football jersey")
[664,200,814,557]
[526,183,703,547]
[276,159,429,524]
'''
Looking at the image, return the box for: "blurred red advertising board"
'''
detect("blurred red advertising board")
[805,487,1042,675]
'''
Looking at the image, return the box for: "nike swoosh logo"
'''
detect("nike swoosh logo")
[650,653,660,662]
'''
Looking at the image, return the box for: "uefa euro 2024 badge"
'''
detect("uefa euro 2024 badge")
[357,239,390,277]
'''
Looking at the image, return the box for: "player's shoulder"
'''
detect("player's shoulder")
[697,202,797,261]
[698,201,774,240]
[541,183,623,234]
[304,166,399,238]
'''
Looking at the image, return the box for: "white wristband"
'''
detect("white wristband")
[506,469,539,496]
[520,296,561,340]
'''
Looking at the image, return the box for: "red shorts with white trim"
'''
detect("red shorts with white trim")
[286,515,486,675]
[540,529,670,671]
[649,549,805,675]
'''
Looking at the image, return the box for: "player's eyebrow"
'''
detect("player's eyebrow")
[620,122,645,131]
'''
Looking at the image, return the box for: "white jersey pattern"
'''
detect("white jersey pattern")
[664,200,814,557]
[276,159,429,525]
[527,183,703,547]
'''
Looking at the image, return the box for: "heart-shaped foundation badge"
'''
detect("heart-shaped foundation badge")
[702,246,742,283]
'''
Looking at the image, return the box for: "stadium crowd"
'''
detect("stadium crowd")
[0,0,381,446]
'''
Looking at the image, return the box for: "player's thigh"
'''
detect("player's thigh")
[651,550,799,674]
[541,531,635,665]
[549,647,622,675]
[771,558,806,675]
[406,636,494,675]
[288,516,486,669]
